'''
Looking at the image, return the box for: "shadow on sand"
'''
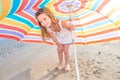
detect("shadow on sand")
[39,68,66,80]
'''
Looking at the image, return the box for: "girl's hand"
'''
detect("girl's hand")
[56,42,60,47]
[61,20,74,31]
[69,25,75,31]
[56,43,62,51]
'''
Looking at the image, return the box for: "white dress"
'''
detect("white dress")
[47,20,74,44]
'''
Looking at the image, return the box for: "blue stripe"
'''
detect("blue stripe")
[56,10,90,20]
[33,26,40,30]
[75,20,111,32]
[84,20,111,30]
[55,7,90,19]
[91,0,101,10]
[7,14,34,28]
[39,0,50,8]
[75,28,83,32]
[8,0,21,15]
[0,30,24,38]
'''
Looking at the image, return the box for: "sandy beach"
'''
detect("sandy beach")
[0,38,120,80]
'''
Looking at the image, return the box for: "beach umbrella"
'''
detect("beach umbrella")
[0,0,120,45]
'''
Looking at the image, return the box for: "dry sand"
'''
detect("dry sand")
[0,38,120,80]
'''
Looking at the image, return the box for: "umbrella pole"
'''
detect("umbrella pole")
[67,5,80,80]
[73,42,80,80]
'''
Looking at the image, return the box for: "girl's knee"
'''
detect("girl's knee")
[57,47,63,53]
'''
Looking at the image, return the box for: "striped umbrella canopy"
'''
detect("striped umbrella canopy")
[0,0,120,45]
[0,0,43,43]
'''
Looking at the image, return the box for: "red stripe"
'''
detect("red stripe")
[96,0,110,12]
[0,24,27,34]
[83,17,106,27]
[75,36,120,45]
[32,0,43,10]
[87,36,120,44]
[22,40,54,45]
[16,0,29,12]
[80,0,87,8]
[77,28,120,38]
[74,16,107,27]
[0,34,20,41]
[80,0,88,3]
[54,0,63,6]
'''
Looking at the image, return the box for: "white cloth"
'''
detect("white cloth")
[47,20,74,44]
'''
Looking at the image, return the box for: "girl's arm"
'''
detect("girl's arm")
[46,28,60,46]
[61,20,75,31]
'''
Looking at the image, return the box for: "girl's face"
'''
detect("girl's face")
[37,13,51,27]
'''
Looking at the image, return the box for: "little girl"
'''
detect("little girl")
[35,7,74,71]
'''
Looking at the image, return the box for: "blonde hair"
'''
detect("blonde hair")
[35,7,61,41]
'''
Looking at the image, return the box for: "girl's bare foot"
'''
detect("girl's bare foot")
[64,64,70,72]
[56,63,63,70]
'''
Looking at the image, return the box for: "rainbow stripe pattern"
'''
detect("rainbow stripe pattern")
[0,0,120,45]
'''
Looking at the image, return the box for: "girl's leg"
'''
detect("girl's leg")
[63,44,70,71]
[57,44,63,70]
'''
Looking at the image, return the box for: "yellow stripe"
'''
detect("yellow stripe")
[0,0,11,19]
[47,0,58,5]
[29,29,40,33]
[76,23,115,35]
[114,19,120,27]
[85,24,116,34]
[0,18,31,31]
[85,0,94,9]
